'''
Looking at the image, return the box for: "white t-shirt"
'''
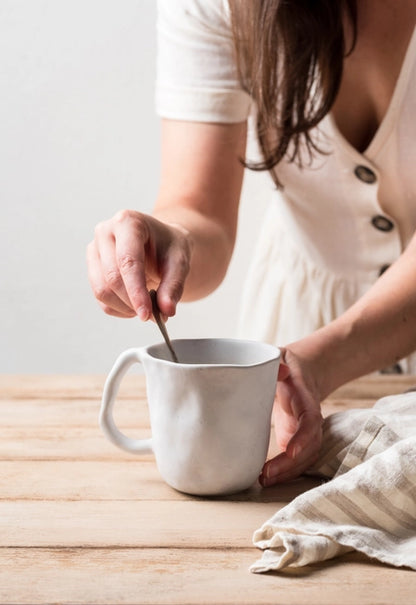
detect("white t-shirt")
[156,0,416,373]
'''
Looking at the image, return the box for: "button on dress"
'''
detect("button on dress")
[156,0,416,372]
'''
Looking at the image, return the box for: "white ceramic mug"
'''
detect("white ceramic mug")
[100,338,280,496]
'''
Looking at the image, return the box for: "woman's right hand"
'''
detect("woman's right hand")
[87,118,247,322]
[86,209,193,321]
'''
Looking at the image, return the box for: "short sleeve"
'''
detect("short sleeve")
[155,0,252,123]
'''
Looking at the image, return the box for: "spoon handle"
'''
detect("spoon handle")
[149,290,179,363]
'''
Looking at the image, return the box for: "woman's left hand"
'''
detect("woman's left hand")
[259,346,324,486]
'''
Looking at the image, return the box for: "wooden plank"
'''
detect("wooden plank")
[0,547,413,605]
[0,460,168,501]
[0,424,284,465]
[328,374,416,399]
[0,424,298,462]
[321,397,377,416]
[0,419,373,461]
[0,398,378,460]
[0,499,314,548]
[0,397,376,433]
[0,460,319,502]
[0,397,377,460]
[1,398,150,427]
[1,373,413,401]
[1,396,376,428]
[0,426,151,460]
[0,374,145,400]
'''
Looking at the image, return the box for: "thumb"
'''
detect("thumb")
[278,347,290,381]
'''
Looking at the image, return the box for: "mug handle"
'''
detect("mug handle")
[99,348,153,454]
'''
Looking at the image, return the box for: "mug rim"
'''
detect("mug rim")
[140,337,281,368]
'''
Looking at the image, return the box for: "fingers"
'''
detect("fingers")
[259,448,319,487]
[156,230,192,317]
[86,240,136,318]
[260,421,322,486]
[278,360,290,381]
[90,223,135,309]
[259,358,324,487]
[260,408,323,487]
[86,210,192,320]
[112,213,152,320]
[87,211,150,319]
[285,407,323,459]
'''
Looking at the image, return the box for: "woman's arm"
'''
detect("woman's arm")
[261,232,416,486]
[87,118,247,319]
[154,118,247,303]
[295,232,416,397]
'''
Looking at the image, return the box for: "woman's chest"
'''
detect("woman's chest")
[331,7,415,153]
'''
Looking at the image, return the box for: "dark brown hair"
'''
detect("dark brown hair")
[229,0,357,187]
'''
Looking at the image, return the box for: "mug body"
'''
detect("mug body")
[141,338,280,495]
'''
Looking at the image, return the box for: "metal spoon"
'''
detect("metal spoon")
[149,289,179,363]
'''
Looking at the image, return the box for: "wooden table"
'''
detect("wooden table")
[1,374,416,604]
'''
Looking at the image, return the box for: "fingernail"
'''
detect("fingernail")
[258,473,266,487]
[264,461,278,479]
[136,306,149,321]
[290,445,302,459]
[259,472,273,488]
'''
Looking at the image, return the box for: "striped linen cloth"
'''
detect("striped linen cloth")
[251,391,416,573]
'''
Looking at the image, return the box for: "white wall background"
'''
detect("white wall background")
[0,0,272,374]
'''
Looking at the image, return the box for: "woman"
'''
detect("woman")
[87,0,416,486]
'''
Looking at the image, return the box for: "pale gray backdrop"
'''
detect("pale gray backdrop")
[0,0,271,373]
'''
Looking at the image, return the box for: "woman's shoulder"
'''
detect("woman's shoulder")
[157,0,232,35]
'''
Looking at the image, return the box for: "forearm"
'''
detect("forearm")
[152,119,247,302]
[288,234,416,399]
